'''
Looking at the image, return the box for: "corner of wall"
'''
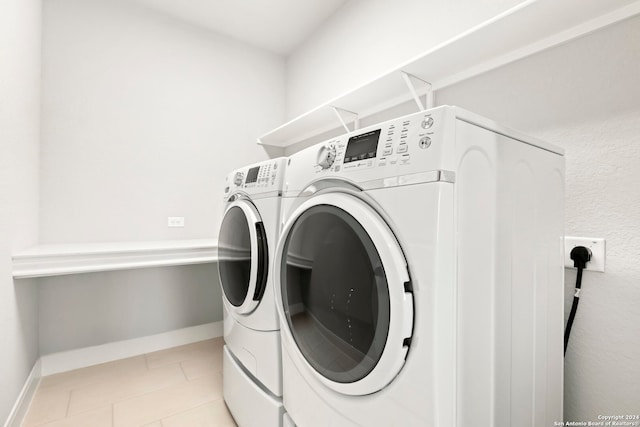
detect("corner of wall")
[2,360,41,427]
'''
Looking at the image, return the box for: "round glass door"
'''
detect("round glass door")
[277,193,413,395]
[282,204,390,383]
[218,200,268,314]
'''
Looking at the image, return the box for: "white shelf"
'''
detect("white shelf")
[12,239,218,279]
[258,0,640,148]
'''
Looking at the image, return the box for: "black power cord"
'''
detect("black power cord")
[564,246,592,356]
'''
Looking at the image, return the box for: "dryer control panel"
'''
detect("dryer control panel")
[224,157,287,198]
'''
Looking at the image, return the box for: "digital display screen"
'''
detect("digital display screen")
[344,129,381,163]
[245,166,260,184]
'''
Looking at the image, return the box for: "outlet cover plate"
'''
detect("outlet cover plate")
[564,236,605,272]
[168,217,185,227]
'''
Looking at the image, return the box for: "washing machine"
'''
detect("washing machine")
[274,106,565,426]
[218,158,287,427]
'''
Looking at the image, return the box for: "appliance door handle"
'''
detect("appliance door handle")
[252,221,269,302]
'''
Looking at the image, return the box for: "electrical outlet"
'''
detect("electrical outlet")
[168,217,185,227]
[564,236,605,272]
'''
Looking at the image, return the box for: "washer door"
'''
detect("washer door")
[275,192,413,396]
[218,199,268,315]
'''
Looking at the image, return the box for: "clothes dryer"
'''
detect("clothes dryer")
[275,106,565,426]
[218,158,286,427]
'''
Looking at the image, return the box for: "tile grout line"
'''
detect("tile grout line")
[130,375,224,426]
[69,374,191,419]
[109,371,192,420]
[166,397,237,427]
[23,342,224,427]
[39,356,148,395]
[64,389,72,420]
[60,362,189,421]
[155,398,228,427]
[178,362,189,382]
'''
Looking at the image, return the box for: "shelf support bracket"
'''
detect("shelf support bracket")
[401,72,434,111]
[331,106,359,133]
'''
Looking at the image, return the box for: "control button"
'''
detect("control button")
[317,144,337,170]
[383,148,393,156]
[397,144,408,154]
[233,172,244,186]
[421,117,434,129]
[400,154,411,165]
[419,137,432,149]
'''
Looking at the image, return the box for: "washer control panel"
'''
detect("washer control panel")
[224,157,287,197]
[306,108,445,177]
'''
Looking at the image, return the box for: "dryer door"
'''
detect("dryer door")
[275,192,413,396]
[218,199,268,315]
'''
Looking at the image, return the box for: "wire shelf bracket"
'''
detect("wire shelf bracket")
[401,72,434,112]
[331,106,360,133]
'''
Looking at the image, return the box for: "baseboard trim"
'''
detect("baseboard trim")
[3,359,41,427]
[40,321,223,376]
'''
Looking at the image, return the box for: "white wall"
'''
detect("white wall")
[41,0,285,243]
[436,17,640,421]
[0,0,41,422]
[37,0,285,355]
[38,264,222,354]
[287,3,640,422]
[285,0,524,118]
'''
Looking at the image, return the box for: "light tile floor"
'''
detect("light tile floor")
[22,338,237,427]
